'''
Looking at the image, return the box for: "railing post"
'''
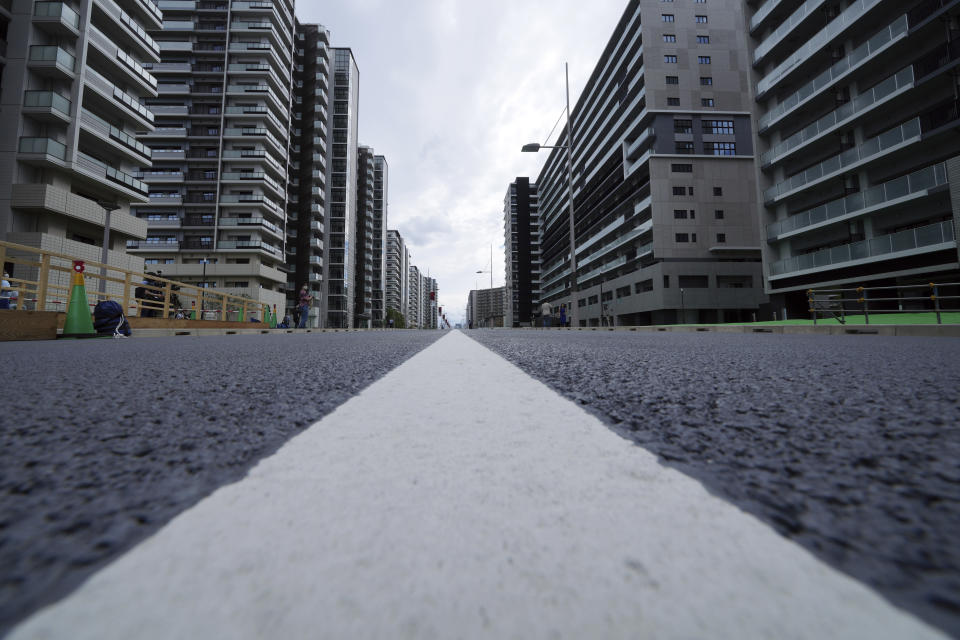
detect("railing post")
[162,281,172,318]
[932,283,941,324]
[808,289,816,325]
[859,286,869,324]
[37,254,50,312]
[221,294,227,321]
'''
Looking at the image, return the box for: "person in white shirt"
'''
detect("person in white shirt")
[540,301,552,328]
[1,272,17,309]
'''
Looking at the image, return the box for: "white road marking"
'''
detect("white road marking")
[10,330,947,639]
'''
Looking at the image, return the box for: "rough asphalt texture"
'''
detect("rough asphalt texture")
[0,331,442,636]
[469,330,960,638]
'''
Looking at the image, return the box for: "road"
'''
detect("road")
[1,329,958,638]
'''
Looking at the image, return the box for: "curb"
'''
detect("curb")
[518,324,960,337]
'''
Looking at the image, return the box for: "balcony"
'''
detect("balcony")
[158,0,196,9]
[141,126,188,138]
[157,83,190,94]
[148,193,183,205]
[84,68,155,128]
[769,220,956,278]
[22,90,73,124]
[137,170,184,183]
[94,0,161,60]
[151,149,186,161]
[130,0,164,30]
[158,41,193,52]
[79,109,152,164]
[162,19,194,30]
[17,137,69,168]
[86,25,158,94]
[763,118,922,204]
[762,66,915,168]
[752,0,827,66]
[217,240,283,259]
[150,104,189,116]
[758,16,908,132]
[217,216,282,236]
[33,2,81,36]
[767,163,948,241]
[28,45,76,79]
[127,239,180,250]
[74,152,149,199]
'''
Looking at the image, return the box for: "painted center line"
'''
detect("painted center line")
[10,331,946,639]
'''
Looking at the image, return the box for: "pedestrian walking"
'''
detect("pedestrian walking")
[540,301,552,328]
[388,317,394,329]
[297,285,312,329]
[559,304,567,328]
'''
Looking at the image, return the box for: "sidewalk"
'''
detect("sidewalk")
[9,331,947,639]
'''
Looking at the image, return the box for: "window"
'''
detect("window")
[703,119,734,134]
[675,142,694,154]
[687,186,695,195]
[588,295,599,305]
[601,291,613,302]
[673,119,693,133]
[679,275,709,288]
[616,286,631,299]
[672,163,693,173]
[709,142,736,155]
[673,186,687,196]
[636,279,654,293]
[663,275,670,288]
[667,97,680,105]
[664,55,678,63]
[689,210,696,219]
[674,209,688,219]
[700,76,713,85]
[701,98,715,107]
[662,14,675,22]
[716,233,726,243]
[676,233,689,242]
[663,34,677,42]
[666,75,679,85]
[713,187,723,196]
[715,209,724,219]
[697,35,710,43]
[695,15,708,23]
[698,56,711,64]
[578,298,587,308]
[718,275,753,288]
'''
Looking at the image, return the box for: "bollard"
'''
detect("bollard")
[61,261,96,338]
[932,283,941,324]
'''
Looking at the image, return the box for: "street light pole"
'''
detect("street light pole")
[97,201,119,295]
[521,63,579,328]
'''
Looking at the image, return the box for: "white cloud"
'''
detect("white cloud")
[296,0,628,325]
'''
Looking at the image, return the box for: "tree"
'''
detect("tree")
[385,307,406,329]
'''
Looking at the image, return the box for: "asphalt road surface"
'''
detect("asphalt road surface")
[0,331,442,635]
[469,329,960,637]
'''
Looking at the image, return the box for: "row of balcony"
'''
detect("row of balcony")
[758,16,908,132]
[761,66,914,168]
[127,238,283,259]
[85,67,155,126]
[752,0,827,66]
[763,117,922,204]
[757,0,884,99]
[769,220,956,278]
[766,163,948,240]
[94,0,162,58]
[79,109,152,162]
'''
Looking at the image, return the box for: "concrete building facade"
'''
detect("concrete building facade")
[422,275,437,329]
[535,0,767,327]
[371,154,387,327]
[467,286,506,328]
[286,22,330,327]
[353,144,374,327]
[746,0,960,314]
[0,0,163,289]
[407,262,420,328]
[129,0,295,311]
[324,46,359,328]
[385,227,408,323]
[504,177,540,327]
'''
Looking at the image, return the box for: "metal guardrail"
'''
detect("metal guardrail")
[0,240,267,322]
[807,282,960,325]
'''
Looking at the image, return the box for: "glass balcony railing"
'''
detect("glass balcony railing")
[758,16,908,132]
[753,0,827,65]
[117,48,158,88]
[757,0,884,98]
[28,45,76,71]
[770,220,956,277]
[766,163,948,240]
[763,118,921,203]
[18,137,67,160]
[762,66,914,167]
[33,2,80,28]
[23,90,72,116]
[80,109,152,159]
[750,0,784,31]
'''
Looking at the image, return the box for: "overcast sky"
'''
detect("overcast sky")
[297,0,629,326]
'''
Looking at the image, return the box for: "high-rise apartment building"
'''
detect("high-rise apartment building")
[747,0,960,313]
[353,144,374,327]
[0,0,163,285]
[467,286,506,328]
[407,263,420,328]
[371,154,387,327]
[535,0,766,326]
[504,177,540,327]
[385,227,408,321]
[285,22,330,328]
[130,0,295,311]
[324,46,358,328]
[422,275,437,329]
